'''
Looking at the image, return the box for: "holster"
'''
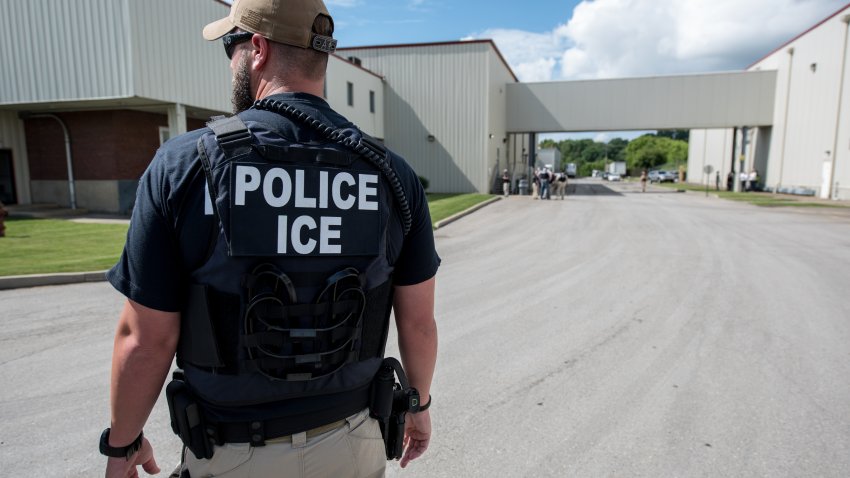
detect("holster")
[369,358,420,460]
[166,372,214,460]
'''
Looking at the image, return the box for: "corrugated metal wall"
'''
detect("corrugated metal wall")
[693,6,850,198]
[130,0,231,112]
[0,0,133,104]
[326,56,385,139]
[486,48,519,192]
[340,43,492,193]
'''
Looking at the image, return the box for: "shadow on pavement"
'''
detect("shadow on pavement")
[567,184,624,196]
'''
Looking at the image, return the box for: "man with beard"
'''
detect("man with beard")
[100,1,440,477]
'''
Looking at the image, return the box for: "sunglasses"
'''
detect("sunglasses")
[223,31,254,59]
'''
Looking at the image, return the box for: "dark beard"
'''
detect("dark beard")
[231,54,254,114]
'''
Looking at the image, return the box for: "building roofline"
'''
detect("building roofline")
[747,2,850,69]
[338,39,519,83]
[330,53,385,80]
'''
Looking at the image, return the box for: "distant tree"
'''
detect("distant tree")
[656,129,690,142]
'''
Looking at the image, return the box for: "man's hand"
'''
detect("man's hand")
[104,437,160,478]
[400,410,431,468]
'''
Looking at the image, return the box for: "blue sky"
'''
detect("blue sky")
[324,0,848,142]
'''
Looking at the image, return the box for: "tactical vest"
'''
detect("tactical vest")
[178,102,410,422]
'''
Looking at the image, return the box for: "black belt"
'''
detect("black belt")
[207,389,369,447]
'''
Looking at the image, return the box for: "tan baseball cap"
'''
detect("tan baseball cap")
[203,0,336,52]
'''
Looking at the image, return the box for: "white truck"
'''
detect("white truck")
[607,161,627,176]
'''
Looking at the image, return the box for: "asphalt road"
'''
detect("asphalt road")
[2,179,849,477]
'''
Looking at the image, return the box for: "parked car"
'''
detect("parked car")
[656,170,677,183]
[648,170,661,182]
[608,173,622,181]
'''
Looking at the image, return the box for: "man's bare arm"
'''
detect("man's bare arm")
[393,276,437,468]
[105,299,179,477]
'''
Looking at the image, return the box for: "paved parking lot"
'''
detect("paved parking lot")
[2,179,849,477]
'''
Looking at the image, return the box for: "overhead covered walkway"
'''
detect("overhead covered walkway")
[505,71,776,133]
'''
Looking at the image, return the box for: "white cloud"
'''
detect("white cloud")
[468,0,846,82]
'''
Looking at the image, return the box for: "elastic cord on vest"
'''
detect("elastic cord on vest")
[252,98,412,236]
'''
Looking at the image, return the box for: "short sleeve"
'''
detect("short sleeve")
[390,157,441,286]
[106,151,186,312]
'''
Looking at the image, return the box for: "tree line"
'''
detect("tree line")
[539,130,689,177]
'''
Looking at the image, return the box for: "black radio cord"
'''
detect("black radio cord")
[253,98,412,236]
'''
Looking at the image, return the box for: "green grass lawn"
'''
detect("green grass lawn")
[657,182,849,208]
[0,193,494,276]
[427,193,494,225]
[0,218,129,276]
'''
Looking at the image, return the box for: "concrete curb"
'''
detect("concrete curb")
[433,196,501,229]
[0,270,108,291]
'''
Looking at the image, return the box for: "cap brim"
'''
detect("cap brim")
[203,16,236,41]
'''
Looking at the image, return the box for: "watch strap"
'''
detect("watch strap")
[99,428,143,460]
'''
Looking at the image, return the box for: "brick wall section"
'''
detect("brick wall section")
[25,111,208,181]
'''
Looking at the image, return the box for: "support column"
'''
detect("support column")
[168,103,187,139]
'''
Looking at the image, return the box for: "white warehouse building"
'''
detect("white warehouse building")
[688,5,850,199]
[1,0,848,212]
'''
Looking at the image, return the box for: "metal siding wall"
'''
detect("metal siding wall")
[0,0,132,104]
[326,57,385,139]
[487,49,516,192]
[739,6,850,194]
[130,0,231,112]
[506,71,777,132]
[0,111,32,203]
[341,44,490,193]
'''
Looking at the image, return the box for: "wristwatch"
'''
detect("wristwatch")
[417,394,432,412]
[99,428,143,460]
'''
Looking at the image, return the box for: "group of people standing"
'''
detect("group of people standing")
[501,167,568,200]
[724,169,760,191]
[532,167,568,200]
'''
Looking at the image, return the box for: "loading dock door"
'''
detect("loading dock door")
[0,150,17,204]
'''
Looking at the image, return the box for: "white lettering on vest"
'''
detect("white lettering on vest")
[294,170,316,208]
[320,216,342,253]
[359,174,379,211]
[277,215,288,253]
[263,168,292,208]
[291,215,317,254]
[332,173,356,210]
[319,171,329,209]
[235,165,261,206]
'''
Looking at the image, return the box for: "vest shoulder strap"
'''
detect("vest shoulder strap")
[207,115,252,158]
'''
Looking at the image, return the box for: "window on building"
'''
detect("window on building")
[369,90,375,113]
[159,126,170,145]
[347,82,354,107]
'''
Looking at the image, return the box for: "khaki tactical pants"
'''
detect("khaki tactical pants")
[177,409,386,478]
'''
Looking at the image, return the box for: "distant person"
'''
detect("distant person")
[748,169,759,191]
[640,170,647,193]
[740,170,749,192]
[502,169,511,197]
[532,168,540,199]
[715,170,720,191]
[539,167,551,200]
[556,170,568,199]
[726,171,734,191]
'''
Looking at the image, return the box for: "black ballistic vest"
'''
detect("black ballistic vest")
[178,108,399,417]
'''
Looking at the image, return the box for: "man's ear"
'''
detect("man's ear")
[249,34,270,71]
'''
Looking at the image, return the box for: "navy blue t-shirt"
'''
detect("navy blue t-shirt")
[108,93,440,312]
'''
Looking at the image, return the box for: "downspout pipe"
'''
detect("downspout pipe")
[827,14,850,200]
[19,113,76,210]
[775,47,795,195]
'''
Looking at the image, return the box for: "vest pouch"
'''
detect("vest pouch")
[166,378,214,460]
